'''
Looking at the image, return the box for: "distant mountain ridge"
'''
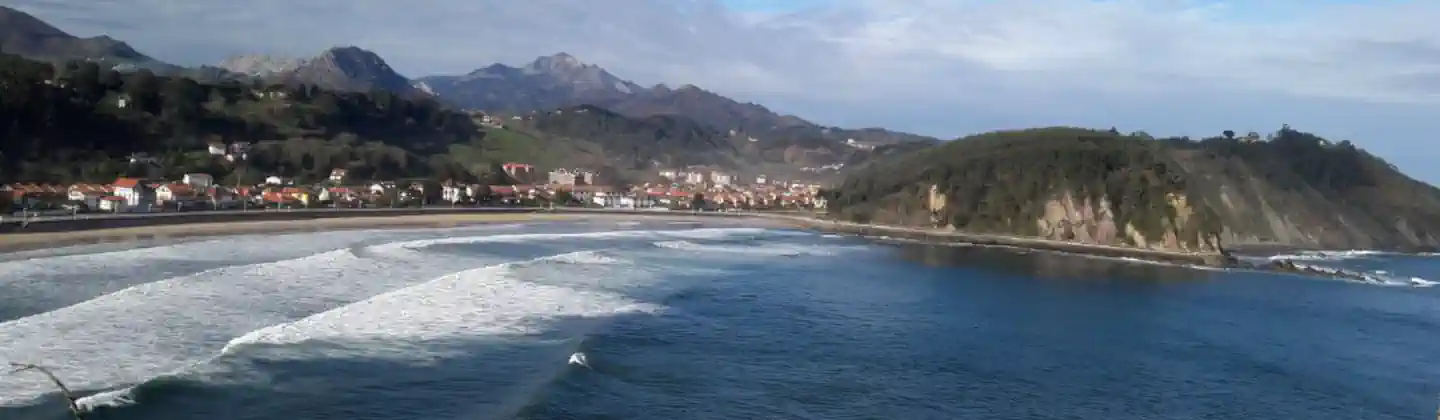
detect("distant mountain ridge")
[218,55,305,77]
[417,53,938,159]
[0,6,150,64]
[222,47,426,98]
[415,53,643,113]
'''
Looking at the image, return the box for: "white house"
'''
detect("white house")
[264,176,288,185]
[329,168,348,183]
[155,184,196,203]
[183,173,214,188]
[710,172,732,186]
[207,143,226,156]
[755,175,767,185]
[369,182,396,196]
[98,196,126,212]
[684,172,705,185]
[112,178,154,209]
[66,185,106,209]
[441,184,467,203]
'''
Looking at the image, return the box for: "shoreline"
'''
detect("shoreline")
[749,214,1233,267]
[0,209,1233,267]
[0,213,554,253]
[0,211,800,254]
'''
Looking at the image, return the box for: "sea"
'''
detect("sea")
[0,218,1437,420]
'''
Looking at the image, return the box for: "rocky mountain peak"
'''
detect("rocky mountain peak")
[275,46,424,97]
[313,46,396,76]
[218,55,305,77]
[525,52,586,74]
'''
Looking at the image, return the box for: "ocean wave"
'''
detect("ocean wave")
[0,246,476,409]
[71,250,656,411]
[651,240,848,257]
[1267,249,1393,262]
[0,226,807,410]
[1284,262,1437,288]
[367,227,800,254]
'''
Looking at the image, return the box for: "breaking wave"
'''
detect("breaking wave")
[1267,250,1394,262]
[1285,262,1438,288]
[0,227,784,410]
[70,250,658,412]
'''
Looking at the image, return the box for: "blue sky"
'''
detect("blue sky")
[9,0,1440,183]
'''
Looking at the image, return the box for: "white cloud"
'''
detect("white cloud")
[9,0,1440,180]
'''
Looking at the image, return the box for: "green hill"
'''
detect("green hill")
[826,127,1440,252]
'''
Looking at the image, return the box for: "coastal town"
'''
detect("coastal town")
[0,160,828,217]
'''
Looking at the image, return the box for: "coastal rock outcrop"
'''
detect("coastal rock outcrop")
[826,126,1439,253]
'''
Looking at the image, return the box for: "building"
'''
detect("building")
[659,170,678,180]
[756,175,767,185]
[502,163,534,179]
[549,169,578,185]
[548,168,597,186]
[684,172,705,185]
[112,177,154,209]
[66,184,111,209]
[710,172,732,186]
[156,184,195,203]
[441,183,467,203]
[329,168,348,183]
[183,173,214,188]
[207,143,226,156]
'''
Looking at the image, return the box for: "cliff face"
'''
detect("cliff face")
[827,127,1440,253]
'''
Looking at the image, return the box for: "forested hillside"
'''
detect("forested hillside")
[827,127,1440,252]
[0,52,484,185]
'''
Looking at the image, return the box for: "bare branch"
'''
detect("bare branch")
[6,362,83,420]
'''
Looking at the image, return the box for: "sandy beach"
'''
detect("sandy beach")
[0,213,560,253]
[0,212,805,254]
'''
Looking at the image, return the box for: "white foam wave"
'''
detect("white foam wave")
[0,226,797,408]
[1287,262,1436,287]
[544,250,625,265]
[652,240,848,257]
[227,250,655,350]
[70,249,655,411]
[0,247,506,408]
[0,225,529,318]
[369,227,781,253]
[1268,249,1390,262]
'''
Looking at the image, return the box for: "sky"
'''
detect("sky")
[9,0,1440,182]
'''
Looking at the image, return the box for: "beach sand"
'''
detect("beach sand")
[0,212,800,254]
[0,213,558,254]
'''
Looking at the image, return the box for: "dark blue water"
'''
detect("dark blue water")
[1,221,1437,419]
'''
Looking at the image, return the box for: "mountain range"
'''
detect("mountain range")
[0,4,933,180]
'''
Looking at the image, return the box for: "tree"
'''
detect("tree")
[691,192,706,212]
[554,190,575,206]
[1223,130,1235,140]
[122,69,161,114]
